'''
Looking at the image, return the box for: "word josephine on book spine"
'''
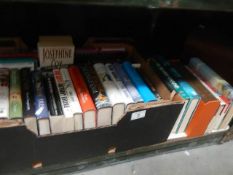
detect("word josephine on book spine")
[38,36,75,67]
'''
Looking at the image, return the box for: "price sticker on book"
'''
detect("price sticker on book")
[131,110,146,121]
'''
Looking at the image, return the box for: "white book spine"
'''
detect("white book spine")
[105,63,134,105]
[93,63,124,106]
[0,69,9,119]
[60,68,82,115]
[0,84,9,118]
[53,69,73,118]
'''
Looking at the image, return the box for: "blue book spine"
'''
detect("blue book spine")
[113,63,143,103]
[122,61,157,102]
[157,56,200,99]
[150,59,190,99]
[33,71,49,119]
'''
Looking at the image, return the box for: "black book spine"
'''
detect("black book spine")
[50,73,63,115]
[80,64,111,109]
[43,73,57,116]
[20,68,35,118]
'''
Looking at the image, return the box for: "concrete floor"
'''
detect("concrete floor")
[73,140,233,175]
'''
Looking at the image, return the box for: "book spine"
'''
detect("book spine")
[21,68,35,118]
[113,63,143,103]
[93,63,123,105]
[150,59,189,99]
[189,57,233,100]
[33,71,49,119]
[105,63,134,105]
[122,61,157,102]
[0,69,9,118]
[51,75,64,116]
[60,68,82,114]
[9,69,23,119]
[80,64,112,109]
[53,69,74,117]
[156,57,199,98]
[43,72,59,116]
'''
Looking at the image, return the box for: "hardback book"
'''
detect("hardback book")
[69,66,96,129]
[149,59,199,134]
[189,57,233,101]
[122,61,157,102]
[113,63,143,103]
[60,68,83,131]
[156,57,200,99]
[9,69,23,119]
[80,64,112,127]
[53,69,80,132]
[21,68,37,134]
[0,58,36,70]
[167,61,220,138]
[43,71,64,134]
[94,63,125,125]
[189,57,233,130]
[33,71,50,136]
[0,69,9,119]
[185,67,230,132]
[105,63,134,105]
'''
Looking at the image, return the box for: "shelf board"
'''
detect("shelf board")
[1,0,233,12]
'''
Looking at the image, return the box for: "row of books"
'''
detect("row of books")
[146,56,233,138]
[0,54,233,138]
[0,60,161,136]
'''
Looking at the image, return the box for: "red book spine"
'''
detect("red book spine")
[69,65,96,113]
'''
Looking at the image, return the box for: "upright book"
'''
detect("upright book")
[166,61,220,138]
[189,57,233,130]
[21,68,37,134]
[53,68,81,132]
[105,63,134,105]
[43,71,64,134]
[69,66,96,129]
[189,57,233,101]
[9,69,23,119]
[113,63,143,103]
[122,61,157,102]
[149,59,199,135]
[33,71,50,135]
[94,63,125,125]
[0,69,9,119]
[80,64,112,127]
[60,68,83,131]
[186,66,230,134]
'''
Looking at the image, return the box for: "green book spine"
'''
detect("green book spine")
[150,59,189,99]
[9,69,23,119]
